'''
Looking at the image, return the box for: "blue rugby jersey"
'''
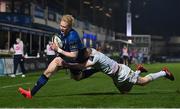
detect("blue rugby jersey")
[61,29,84,52]
[59,29,86,63]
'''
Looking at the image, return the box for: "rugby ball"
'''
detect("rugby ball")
[52,34,63,48]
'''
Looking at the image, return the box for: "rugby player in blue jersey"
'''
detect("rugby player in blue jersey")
[18,15,96,99]
[63,48,175,94]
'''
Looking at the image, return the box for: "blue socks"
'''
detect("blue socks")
[30,69,97,96]
[31,74,49,96]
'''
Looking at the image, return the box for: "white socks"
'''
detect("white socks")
[134,70,141,75]
[145,71,166,81]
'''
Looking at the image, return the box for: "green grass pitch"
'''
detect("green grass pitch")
[0,63,180,108]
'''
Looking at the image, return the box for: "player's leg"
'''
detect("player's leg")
[19,56,26,77]
[122,56,126,65]
[128,64,147,82]
[70,69,82,81]
[112,64,134,94]
[43,57,63,77]
[31,57,64,95]
[125,56,129,66]
[136,67,175,86]
[81,68,99,79]
[113,79,134,94]
[12,55,19,77]
[113,64,148,94]
[70,68,99,81]
[18,57,63,99]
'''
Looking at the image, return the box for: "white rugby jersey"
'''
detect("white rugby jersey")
[89,48,119,75]
[13,41,24,55]
[46,44,55,55]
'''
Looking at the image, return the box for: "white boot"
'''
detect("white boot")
[21,74,26,78]
[10,74,16,78]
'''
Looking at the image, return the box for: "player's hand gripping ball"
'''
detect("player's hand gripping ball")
[52,34,63,48]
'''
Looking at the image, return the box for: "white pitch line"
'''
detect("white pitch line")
[0,82,32,89]
[0,77,69,89]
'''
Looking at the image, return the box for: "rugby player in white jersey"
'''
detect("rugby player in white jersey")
[63,48,175,94]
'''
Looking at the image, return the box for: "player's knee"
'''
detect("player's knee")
[71,74,82,81]
[117,82,133,94]
[136,77,149,86]
[44,63,58,77]
[44,68,52,77]
[50,57,63,66]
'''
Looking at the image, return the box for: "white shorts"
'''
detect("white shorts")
[112,64,138,93]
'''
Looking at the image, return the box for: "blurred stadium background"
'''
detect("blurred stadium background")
[0,0,180,108]
[1,0,180,75]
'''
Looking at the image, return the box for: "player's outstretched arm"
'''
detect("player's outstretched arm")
[62,60,94,69]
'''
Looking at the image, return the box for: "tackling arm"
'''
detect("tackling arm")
[62,60,94,69]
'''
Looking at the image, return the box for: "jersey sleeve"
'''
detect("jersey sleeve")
[88,55,98,65]
[68,31,81,52]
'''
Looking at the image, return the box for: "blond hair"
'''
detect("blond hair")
[61,15,74,27]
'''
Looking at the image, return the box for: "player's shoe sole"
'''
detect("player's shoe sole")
[136,64,148,73]
[18,87,32,99]
[162,67,175,81]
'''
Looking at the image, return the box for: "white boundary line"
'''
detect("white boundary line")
[0,77,69,89]
[0,82,32,89]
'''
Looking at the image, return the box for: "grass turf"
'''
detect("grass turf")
[0,63,180,108]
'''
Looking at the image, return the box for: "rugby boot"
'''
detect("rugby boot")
[136,64,148,73]
[18,87,32,99]
[162,67,175,81]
